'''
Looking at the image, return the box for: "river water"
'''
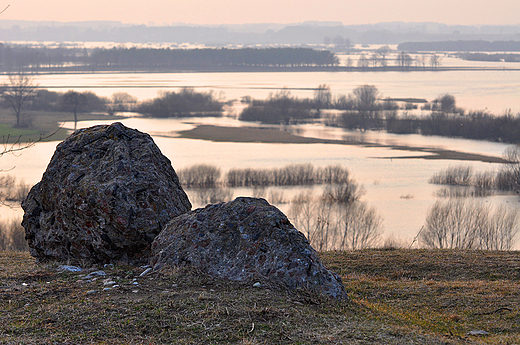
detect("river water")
[1,68,520,248]
[10,67,520,115]
[2,115,518,248]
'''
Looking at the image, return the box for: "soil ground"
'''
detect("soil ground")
[1,249,519,344]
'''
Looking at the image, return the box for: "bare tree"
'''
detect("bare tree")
[437,94,456,114]
[109,92,138,114]
[369,53,379,68]
[376,45,390,69]
[61,90,88,130]
[396,52,414,70]
[314,84,332,113]
[1,73,37,127]
[498,146,520,191]
[352,85,380,130]
[430,54,442,70]
[345,56,353,70]
[357,54,369,69]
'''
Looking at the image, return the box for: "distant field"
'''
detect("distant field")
[1,249,518,344]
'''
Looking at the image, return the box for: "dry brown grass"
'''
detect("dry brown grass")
[1,249,519,344]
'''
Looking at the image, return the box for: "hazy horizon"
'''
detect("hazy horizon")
[2,0,519,27]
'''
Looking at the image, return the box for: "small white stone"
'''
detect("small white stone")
[139,268,152,277]
[467,330,490,336]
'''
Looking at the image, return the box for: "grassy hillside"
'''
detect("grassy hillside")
[1,249,519,344]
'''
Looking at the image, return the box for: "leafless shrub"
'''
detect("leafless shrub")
[289,191,382,251]
[435,186,493,198]
[0,219,28,251]
[429,165,473,186]
[288,190,316,242]
[478,205,519,251]
[0,174,30,204]
[321,182,365,204]
[315,165,351,184]
[495,170,516,191]
[334,202,383,250]
[267,189,286,204]
[421,199,485,249]
[194,187,233,205]
[252,187,266,198]
[178,164,221,188]
[420,199,518,250]
[497,146,520,191]
[381,236,406,250]
[473,171,495,190]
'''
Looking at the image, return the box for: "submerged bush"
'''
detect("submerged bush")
[137,88,222,118]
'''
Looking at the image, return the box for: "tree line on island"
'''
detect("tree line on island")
[0,44,448,72]
[3,73,520,145]
[0,46,339,72]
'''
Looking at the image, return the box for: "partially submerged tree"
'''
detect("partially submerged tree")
[352,85,381,130]
[1,73,37,127]
[314,84,332,113]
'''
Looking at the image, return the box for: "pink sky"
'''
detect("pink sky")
[2,0,519,26]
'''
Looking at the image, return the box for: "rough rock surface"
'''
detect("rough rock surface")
[22,122,191,264]
[151,197,348,299]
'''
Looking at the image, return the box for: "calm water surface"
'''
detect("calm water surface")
[2,67,520,247]
[4,68,519,114]
[2,116,519,248]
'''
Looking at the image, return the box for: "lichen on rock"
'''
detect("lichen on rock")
[22,122,191,264]
[151,197,348,299]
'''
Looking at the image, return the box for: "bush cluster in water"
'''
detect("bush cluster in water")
[177,163,356,188]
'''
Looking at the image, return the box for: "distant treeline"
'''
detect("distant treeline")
[398,40,520,52]
[459,53,520,62]
[383,110,520,143]
[0,45,338,71]
[0,84,221,118]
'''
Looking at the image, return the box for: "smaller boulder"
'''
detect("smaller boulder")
[151,197,348,299]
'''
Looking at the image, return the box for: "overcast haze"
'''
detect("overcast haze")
[2,0,520,26]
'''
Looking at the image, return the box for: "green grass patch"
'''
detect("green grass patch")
[0,109,124,143]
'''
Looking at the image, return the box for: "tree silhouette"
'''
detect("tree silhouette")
[1,73,37,127]
[61,90,87,130]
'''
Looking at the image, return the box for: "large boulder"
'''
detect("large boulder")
[151,197,348,299]
[22,122,191,264]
